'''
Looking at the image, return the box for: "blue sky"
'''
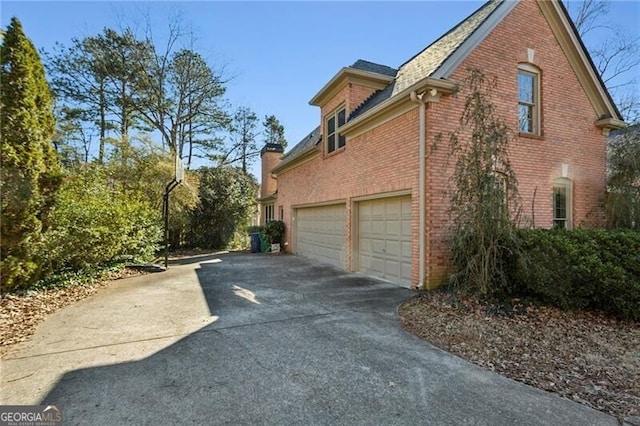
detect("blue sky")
[2,1,639,179]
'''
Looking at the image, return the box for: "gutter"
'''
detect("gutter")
[340,76,456,137]
[410,91,427,290]
[271,146,319,175]
[410,88,441,289]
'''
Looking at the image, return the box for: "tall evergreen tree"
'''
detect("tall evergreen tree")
[46,28,150,163]
[1,17,61,291]
[215,107,259,172]
[263,114,287,148]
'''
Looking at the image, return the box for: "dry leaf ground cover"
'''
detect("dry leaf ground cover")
[0,267,144,358]
[0,250,222,358]
[400,292,640,420]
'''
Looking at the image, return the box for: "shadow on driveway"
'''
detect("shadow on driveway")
[37,253,614,425]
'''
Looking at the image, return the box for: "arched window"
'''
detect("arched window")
[553,178,572,229]
[518,63,541,135]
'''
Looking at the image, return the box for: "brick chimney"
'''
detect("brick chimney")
[260,143,284,198]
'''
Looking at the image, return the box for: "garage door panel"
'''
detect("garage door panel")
[402,221,412,238]
[400,264,412,282]
[386,221,401,236]
[385,261,401,278]
[372,221,385,235]
[386,240,401,258]
[401,241,412,258]
[369,239,384,255]
[296,204,345,269]
[358,196,412,288]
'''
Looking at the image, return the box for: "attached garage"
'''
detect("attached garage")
[295,204,346,268]
[357,196,412,288]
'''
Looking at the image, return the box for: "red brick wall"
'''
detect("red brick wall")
[261,151,281,199]
[275,0,608,288]
[277,109,421,282]
[425,0,608,285]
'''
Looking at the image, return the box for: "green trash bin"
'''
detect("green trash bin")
[259,233,270,253]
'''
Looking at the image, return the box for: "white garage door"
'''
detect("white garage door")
[295,204,346,268]
[358,196,412,288]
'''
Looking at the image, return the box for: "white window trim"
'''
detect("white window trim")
[265,203,275,224]
[553,177,572,229]
[518,63,541,136]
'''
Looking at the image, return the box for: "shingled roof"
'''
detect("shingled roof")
[272,126,321,172]
[283,0,504,164]
[351,0,504,120]
[393,0,503,93]
[350,59,398,77]
[276,0,624,172]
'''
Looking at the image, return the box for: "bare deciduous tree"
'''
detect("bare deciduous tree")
[131,20,230,163]
[568,0,639,122]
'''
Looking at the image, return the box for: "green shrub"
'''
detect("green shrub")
[45,166,162,272]
[513,228,640,320]
[187,166,257,249]
[247,225,264,234]
[264,220,285,245]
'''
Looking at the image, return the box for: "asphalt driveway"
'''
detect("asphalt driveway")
[1,252,615,425]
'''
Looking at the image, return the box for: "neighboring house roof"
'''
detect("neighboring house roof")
[271,126,321,174]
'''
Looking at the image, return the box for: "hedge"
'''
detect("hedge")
[511,228,640,321]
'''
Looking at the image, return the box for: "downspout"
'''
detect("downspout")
[410,91,427,289]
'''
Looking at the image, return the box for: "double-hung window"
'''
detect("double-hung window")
[326,107,346,154]
[265,204,274,224]
[518,64,541,135]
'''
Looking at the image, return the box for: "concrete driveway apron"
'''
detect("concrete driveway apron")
[1,252,616,425]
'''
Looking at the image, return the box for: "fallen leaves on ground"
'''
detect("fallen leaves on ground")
[0,267,143,358]
[399,292,640,420]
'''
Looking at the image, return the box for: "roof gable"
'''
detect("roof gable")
[537,0,623,123]
[352,0,623,127]
[309,60,396,107]
[285,0,626,171]
[393,0,508,94]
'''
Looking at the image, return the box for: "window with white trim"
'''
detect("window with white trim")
[326,106,346,154]
[265,204,274,224]
[518,64,541,135]
[553,178,572,229]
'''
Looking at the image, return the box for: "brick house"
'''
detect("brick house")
[258,0,625,289]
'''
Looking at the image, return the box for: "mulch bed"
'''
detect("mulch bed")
[399,292,640,420]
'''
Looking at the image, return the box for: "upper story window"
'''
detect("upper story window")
[553,178,572,229]
[326,107,346,154]
[518,64,541,135]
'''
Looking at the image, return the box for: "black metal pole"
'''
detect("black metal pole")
[163,180,179,269]
[163,191,169,269]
